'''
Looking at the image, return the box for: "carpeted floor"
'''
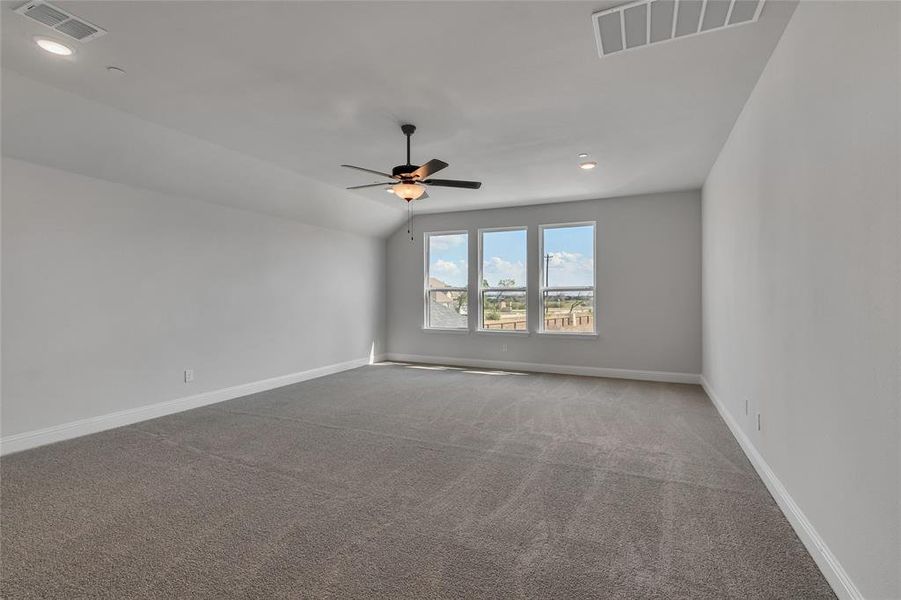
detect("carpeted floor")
[1,363,835,599]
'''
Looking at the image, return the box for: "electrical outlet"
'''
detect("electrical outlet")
[501,343,508,353]
[184,369,194,383]
[756,412,761,431]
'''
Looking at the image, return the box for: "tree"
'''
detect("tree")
[454,293,467,313]
[568,299,585,315]
[493,279,517,305]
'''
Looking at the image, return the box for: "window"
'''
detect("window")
[479,228,527,332]
[539,223,596,334]
[424,231,469,330]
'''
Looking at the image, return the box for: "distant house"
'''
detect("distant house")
[428,277,466,326]
[428,277,460,307]
[428,277,453,304]
[427,299,467,328]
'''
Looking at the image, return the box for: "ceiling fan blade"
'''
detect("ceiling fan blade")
[423,178,482,189]
[341,164,398,179]
[346,182,393,190]
[410,159,448,180]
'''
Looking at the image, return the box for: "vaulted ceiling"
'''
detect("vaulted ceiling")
[2,1,796,236]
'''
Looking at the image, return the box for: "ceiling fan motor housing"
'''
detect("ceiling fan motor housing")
[392,164,420,178]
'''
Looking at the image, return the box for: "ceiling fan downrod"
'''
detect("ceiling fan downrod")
[402,123,415,167]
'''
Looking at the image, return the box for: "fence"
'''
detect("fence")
[483,314,592,330]
[483,319,527,330]
[543,314,592,329]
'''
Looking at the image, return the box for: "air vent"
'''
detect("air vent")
[14,0,106,42]
[592,0,764,58]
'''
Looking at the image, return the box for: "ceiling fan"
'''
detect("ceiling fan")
[341,124,481,203]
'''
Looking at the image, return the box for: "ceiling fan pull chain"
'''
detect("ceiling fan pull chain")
[407,200,414,242]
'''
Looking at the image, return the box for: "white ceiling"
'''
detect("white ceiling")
[1,1,797,236]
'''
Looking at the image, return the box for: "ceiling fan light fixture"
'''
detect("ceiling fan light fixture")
[392,182,426,201]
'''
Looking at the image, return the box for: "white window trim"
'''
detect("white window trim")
[538,221,598,336]
[477,226,529,334]
[423,230,469,331]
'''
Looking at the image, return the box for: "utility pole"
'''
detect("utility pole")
[544,253,551,288]
[544,253,552,324]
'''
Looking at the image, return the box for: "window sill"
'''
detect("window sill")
[421,327,469,334]
[537,331,599,339]
[475,329,530,336]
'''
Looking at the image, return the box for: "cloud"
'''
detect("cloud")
[546,251,593,286]
[483,256,526,287]
[432,259,461,276]
[430,258,467,286]
[547,251,593,270]
[429,234,466,251]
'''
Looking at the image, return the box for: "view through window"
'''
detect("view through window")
[425,232,468,329]
[540,223,596,334]
[479,228,527,331]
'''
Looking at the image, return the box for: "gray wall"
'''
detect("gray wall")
[702,2,900,597]
[386,191,702,376]
[1,158,386,437]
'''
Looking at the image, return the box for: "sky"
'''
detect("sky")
[543,225,594,287]
[482,229,526,287]
[428,225,594,288]
[428,233,468,287]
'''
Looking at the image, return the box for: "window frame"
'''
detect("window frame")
[477,226,529,334]
[538,221,598,336]
[423,230,470,332]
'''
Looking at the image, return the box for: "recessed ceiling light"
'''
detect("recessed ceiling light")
[579,161,598,170]
[578,153,589,159]
[35,38,73,56]
[385,187,395,194]
[106,66,126,76]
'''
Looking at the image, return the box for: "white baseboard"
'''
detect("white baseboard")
[384,353,700,384]
[699,376,863,600]
[1,357,379,456]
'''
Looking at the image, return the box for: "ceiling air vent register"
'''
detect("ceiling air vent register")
[14,0,106,42]
[593,0,764,57]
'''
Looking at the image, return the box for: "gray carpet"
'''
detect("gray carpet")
[1,363,834,599]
